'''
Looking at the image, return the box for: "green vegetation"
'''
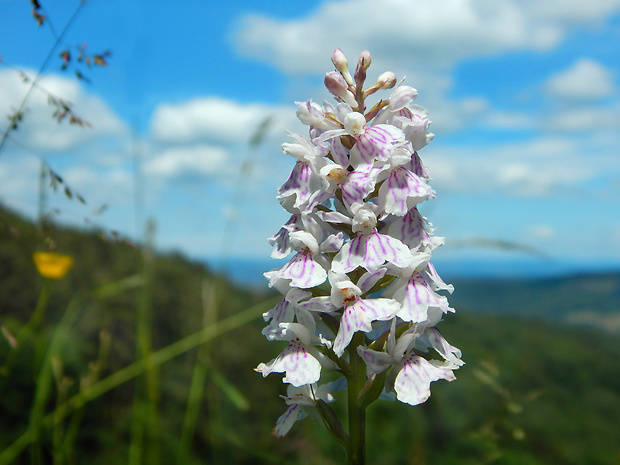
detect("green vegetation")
[449,272,620,321]
[1,204,619,464]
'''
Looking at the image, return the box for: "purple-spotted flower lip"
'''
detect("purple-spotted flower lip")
[326,268,397,357]
[377,165,434,216]
[261,287,312,340]
[255,313,334,387]
[393,352,458,405]
[255,336,322,387]
[272,248,327,290]
[383,206,445,252]
[328,270,400,357]
[357,322,462,405]
[331,228,413,275]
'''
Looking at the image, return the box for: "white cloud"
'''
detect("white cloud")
[480,110,536,130]
[231,0,620,141]
[544,58,617,101]
[145,96,308,197]
[524,224,556,240]
[612,224,620,247]
[149,97,294,144]
[426,96,491,132]
[0,156,40,214]
[0,69,127,152]
[470,92,620,135]
[64,165,132,191]
[143,145,230,180]
[62,165,134,207]
[488,160,581,196]
[426,135,611,197]
[233,0,620,75]
[0,154,134,232]
[545,103,620,131]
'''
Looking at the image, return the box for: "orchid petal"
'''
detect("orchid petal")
[255,338,322,387]
[332,232,412,274]
[394,352,456,405]
[279,251,327,288]
[271,404,302,438]
[333,298,399,356]
[357,346,394,374]
[387,274,449,323]
[378,166,433,216]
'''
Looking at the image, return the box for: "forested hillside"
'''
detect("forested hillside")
[1,205,619,464]
[449,273,620,324]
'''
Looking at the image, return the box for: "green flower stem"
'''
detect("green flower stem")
[0,295,280,465]
[347,332,367,465]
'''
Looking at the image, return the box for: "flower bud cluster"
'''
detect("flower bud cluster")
[257,49,462,438]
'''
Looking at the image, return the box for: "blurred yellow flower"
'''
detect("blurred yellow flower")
[32,251,74,279]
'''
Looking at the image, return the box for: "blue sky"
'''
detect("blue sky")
[1,0,620,273]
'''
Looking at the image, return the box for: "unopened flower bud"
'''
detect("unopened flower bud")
[377,71,397,89]
[358,50,372,70]
[362,71,399,100]
[332,48,354,86]
[354,50,372,87]
[324,71,357,107]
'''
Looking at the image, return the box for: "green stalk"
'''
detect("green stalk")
[127,401,145,465]
[51,358,70,465]
[346,332,367,465]
[1,278,51,375]
[177,279,217,464]
[129,221,160,465]
[27,294,82,464]
[60,331,111,465]
[26,278,51,333]
[0,295,280,465]
[176,357,208,463]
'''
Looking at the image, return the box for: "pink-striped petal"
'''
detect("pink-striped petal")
[355,125,403,164]
[394,352,456,405]
[271,404,301,438]
[357,346,394,374]
[386,207,443,250]
[256,339,322,387]
[378,166,433,216]
[278,161,322,210]
[391,274,449,323]
[333,297,399,356]
[279,251,327,288]
[332,232,412,274]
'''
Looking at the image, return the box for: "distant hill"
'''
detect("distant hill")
[449,273,620,333]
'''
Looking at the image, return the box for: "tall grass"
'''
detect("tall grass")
[0,269,279,464]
